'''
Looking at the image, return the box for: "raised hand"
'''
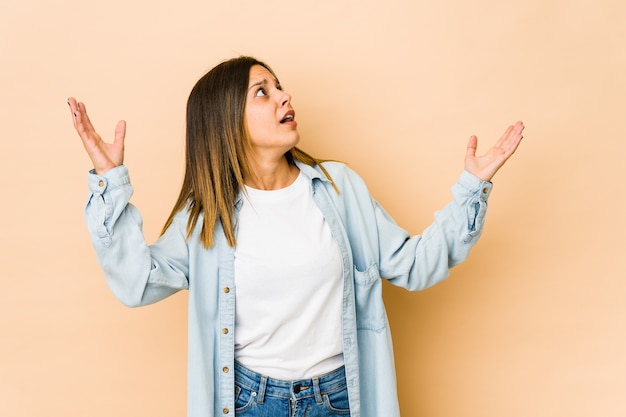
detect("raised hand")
[68,97,126,175]
[464,121,524,182]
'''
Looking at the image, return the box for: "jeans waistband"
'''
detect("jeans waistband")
[234,361,347,404]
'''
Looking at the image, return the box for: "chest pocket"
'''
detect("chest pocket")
[354,264,387,332]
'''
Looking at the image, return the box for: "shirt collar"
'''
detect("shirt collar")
[234,160,328,210]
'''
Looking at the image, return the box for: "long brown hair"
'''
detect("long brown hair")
[161,56,336,248]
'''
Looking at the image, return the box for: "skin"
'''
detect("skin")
[68,97,125,176]
[465,121,525,181]
[243,65,301,190]
[67,69,524,185]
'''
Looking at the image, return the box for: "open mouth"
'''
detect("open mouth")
[280,112,295,123]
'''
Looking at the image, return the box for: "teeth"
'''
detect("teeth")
[282,114,294,122]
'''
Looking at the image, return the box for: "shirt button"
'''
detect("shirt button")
[223,287,230,293]
[482,187,489,194]
[98,180,105,187]
[223,408,229,414]
[222,328,229,334]
[223,367,229,373]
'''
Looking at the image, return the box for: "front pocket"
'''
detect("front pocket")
[353,264,387,332]
[234,382,257,413]
[322,389,351,415]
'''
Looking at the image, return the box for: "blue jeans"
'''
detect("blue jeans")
[234,362,351,416]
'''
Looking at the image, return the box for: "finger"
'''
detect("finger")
[508,121,524,139]
[114,120,126,148]
[68,97,94,142]
[466,135,478,158]
[73,102,101,146]
[75,101,96,135]
[68,97,89,126]
[501,121,524,155]
[494,121,524,155]
[493,124,515,148]
[68,97,79,128]
[72,103,107,157]
[68,96,78,113]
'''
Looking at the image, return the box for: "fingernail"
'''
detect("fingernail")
[77,103,81,110]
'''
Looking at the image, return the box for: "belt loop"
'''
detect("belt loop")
[312,377,323,404]
[257,375,268,404]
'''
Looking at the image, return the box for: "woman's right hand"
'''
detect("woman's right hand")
[68,97,125,175]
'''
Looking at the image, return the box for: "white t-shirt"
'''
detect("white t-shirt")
[234,171,344,380]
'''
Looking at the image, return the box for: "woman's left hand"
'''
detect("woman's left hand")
[464,121,524,181]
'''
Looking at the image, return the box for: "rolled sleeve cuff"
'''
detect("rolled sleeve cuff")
[87,165,131,194]
[458,170,493,201]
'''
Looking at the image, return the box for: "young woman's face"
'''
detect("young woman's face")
[244,65,299,159]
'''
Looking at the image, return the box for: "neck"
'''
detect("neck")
[245,155,299,190]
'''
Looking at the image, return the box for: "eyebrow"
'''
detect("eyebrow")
[248,77,280,91]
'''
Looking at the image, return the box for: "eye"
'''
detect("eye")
[255,88,267,97]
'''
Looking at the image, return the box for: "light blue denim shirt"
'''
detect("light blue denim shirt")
[85,160,492,417]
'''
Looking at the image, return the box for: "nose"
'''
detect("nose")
[277,89,291,107]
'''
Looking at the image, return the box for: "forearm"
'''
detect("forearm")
[382,170,492,290]
[85,165,189,307]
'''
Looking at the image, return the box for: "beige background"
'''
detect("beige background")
[1,0,625,416]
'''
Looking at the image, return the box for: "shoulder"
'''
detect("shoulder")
[311,161,376,208]
[316,161,363,182]
[317,161,368,190]
[296,159,372,199]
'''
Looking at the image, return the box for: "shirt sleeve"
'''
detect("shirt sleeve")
[85,165,189,307]
[376,170,493,290]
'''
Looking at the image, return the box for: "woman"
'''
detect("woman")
[68,56,524,417]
